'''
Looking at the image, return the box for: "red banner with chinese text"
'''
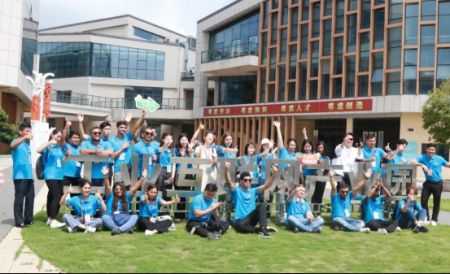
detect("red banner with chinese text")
[203,99,373,117]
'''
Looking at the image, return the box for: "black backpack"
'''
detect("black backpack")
[36,155,44,180]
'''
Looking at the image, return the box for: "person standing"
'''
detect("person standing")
[11,123,34,228]
[334,133,362,186]
[411,144,450,226]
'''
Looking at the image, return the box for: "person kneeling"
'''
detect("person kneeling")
[287,185,324,233]
[186,183,229,241]
[139,184,180,236]
[225,162,279,238]
[101,167,145,235]
[362,178,400,235]
[396,187,428,233]
[60,179,106,233]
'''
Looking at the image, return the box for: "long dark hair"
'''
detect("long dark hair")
[112,183,128,214]
[221,133,233,147]
[48,129,62,141]
[301,140,314,153]
[176,133,191,157]
[244,143,255,156]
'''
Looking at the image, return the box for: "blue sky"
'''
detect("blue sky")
[38,0,235,36]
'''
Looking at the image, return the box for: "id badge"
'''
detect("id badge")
[344,209,350,217]
[119,153,126,161]
[373,212,380,220]
[57,159,62,168]
[371,161,376,168]
[75,161,81,167]
[166,165,172,173]
[84,215,91,224]
[113,211,120,215]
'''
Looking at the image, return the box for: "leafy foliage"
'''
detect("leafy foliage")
[422,80,450,145]
[0,107,18,145]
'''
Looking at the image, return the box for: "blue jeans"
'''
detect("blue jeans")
[332,217,365,232]
[288,216,324,232]
[397,208,427,229]
[101,214,138,233]
[63,214,102,231]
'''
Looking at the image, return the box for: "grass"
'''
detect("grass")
[22,211,450,273]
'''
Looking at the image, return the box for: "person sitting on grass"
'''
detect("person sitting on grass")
[60,179,106,233]
[396,187,428,233]
[329,168,371,233]
[225,162,279,238]
[286,185,324,233]
[139,184,180,237]
[101,167,145,236]
[186,183,230,241]
[362,177,401,235]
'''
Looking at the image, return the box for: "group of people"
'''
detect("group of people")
[11,113,450,239]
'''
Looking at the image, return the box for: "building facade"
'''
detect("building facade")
[39,15,200,136]
[195,0,450,164]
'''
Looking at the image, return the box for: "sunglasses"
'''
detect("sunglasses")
[341,191,349,194]
[144,132,153,136]
[243,179,252,182]
[92,132,102,135]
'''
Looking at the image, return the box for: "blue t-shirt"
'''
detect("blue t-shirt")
[395,198,423,220]
[257,152,277,185]
[80,140,113,180]
[362,146,386,173]
[331,191,354,220]
[240,155,259,179]
[387,152,408,165]
[217,145,237,159]
[232,187,259,222]
[174,147,193,171]
[42,145,67,180]
[109,133,133,173]
[11,139,33,180]
[287,198,311,220]
[150,141,160,150]
[416,155,449,182]
[157,148,172,169]
[105,192,132,216]
[132,141,156,179]
[63,144,82,178]
[188,194,215,222]
[362,195,385,224]
[66,195,102,217]
[279,147,297,170]
[139,195,161,218]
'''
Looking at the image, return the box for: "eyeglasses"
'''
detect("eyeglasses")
[92,132,102,135]
[243,179,252,182]
[144,132,153,136]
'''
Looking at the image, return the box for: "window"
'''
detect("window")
[289,45,297,79]
[300,63,307,100]
[439,1,450,43]
[280,29,288,62]
[390,0,403,23]
[56,90,72,104]
[437,48,450,87]
[346,56,356,97]
[312,3,320,38]
[387,72,401,95]
[134,27,164,42]
[335,37,343,74]
[269,85,276,102]
[421,25,435,67]
[403,50,418,95]
[310,80,318,100]
[372,53,384,96]
[218,76,257,105]
[348,0,357,11]
[311,41,319,77]
[263,1,270,29]
[388,28,402,68]
[262,33,268,64]
[360,33,370,72]
[336,0,345,33]
[419,71,434,94]
[270,48,277,81]
[374,9,385,48]
[279,65,286,101]
[361,0,371,29]
[271,13,278,45]
[300,24,309,59]
[405,4,419,45]
[302,0,309,20]
[334,78,342,98]
[359,76,369,97]
[281,0,289,25]
[347,15,357,52]
[323,20,332,56]
[288,82,296,101]
[260,68,266,103]
[322,60,330,99]
[324,0,333,16]
[422,0,436,21]
[290,8,298,41]
[21,38,37,76]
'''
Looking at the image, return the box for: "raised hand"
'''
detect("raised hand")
[25,134,33,141]
[273,121,280,128]
[328,168,335,177]
[175,195,180,203]
[65,120,72,128]
[224,161,231,170]
[95,192,103,200]
[142,168,148,179]
[125,112,132,123]
[271,164,279,174]
[77,113,84,122]
[302,127,307,136]
[68,184,74,193]
[101,166,109,177]
[198,123,204,130]
[385,143,391,152]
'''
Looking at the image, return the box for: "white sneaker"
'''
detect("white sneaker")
[46,219,51,226]
[50,220,66,229]
[378,228,388,235]
[266,226,278,233]
[66,226,73,233]
[168,223,176,232]
[145,229,158,236]
[190,226,197,235]
[359,227,370,233]
[431,221,437,227]
[85,227,97,234]
[395,226,402,232]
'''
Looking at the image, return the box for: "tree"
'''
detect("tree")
[0,107,18,145]
[422,80,450,145]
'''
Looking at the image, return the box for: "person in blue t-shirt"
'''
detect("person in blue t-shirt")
[217,133,239,158]
[59,179,106,233]
[329,169,371,233]
[80,127,114,187]
[132,127,157,180]
[386,139,408,165]
[186,183,229,241]
[311,141,330,212]
[256,138,277,186]
[286,185,324,233]
[411,143,450,225]
[396,187,428,233]
[362,177,400,234]
[37,129,68,229]
[62,121,83,187]
[155,133,176,201]
[361,133,398,174]
[10,123,34,228]
[239,143,259,185]
[138,184,180,236]
[101,167,145,235]
[225,162,279,238]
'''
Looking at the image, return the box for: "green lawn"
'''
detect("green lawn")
[22,212,450,273]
